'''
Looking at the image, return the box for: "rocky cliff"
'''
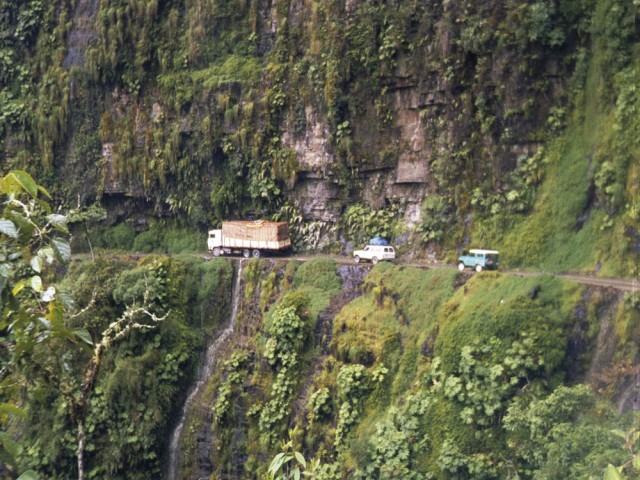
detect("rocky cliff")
[0,0,638,272]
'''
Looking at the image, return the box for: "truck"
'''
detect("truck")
[207,220,291,258]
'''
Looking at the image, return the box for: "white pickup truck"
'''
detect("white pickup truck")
[353,245,396,264]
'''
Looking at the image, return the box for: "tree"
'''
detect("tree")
[0,170,83,477]
[67,204,107,261]
[72,301,167,480]
[1,171,168,479]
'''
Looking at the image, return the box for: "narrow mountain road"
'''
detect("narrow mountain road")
[73,251,638,293]
[554,273,638,292]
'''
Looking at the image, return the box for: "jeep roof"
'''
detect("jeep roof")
[467,249,499,255]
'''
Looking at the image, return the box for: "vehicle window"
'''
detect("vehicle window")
[364,246,370,251]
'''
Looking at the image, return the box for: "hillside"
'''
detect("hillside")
[156,258,640,479]
[0,0,637,274]
[0,1,639,479]
[0,175,637,479]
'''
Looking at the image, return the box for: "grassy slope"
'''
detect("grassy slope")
[498,65,605,273]
[489,0,639,277]
[340,267,583,474]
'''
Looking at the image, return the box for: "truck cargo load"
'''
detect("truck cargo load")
[208,220,291,258]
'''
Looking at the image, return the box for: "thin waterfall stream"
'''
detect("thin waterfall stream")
[166,260,244,479]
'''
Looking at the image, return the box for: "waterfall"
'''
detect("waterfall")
[166,260,244,479]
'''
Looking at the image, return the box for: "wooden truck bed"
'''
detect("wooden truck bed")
[221,221,291,250]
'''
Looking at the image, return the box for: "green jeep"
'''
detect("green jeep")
[458,249,499,272]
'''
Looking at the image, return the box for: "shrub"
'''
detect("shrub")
[133,229,162,252]
[293,258,341,292]
[90,223,136,250]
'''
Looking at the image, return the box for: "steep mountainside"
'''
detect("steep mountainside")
[2,3,640,479]
[173,258,640,480]
[0,0,638,274]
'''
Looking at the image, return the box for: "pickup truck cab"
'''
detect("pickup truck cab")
[458,249,499,272]
[354,245,396,264]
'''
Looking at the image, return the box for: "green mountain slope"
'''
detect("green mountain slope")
[175,258,639,480]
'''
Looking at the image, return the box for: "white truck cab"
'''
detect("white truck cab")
[207,229,222,251]
[353,245,396,264]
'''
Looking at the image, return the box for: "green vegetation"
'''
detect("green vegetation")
[0,171,233,478]
[342,201,406,246]
[1,0,637,276]
[478,0,639,275]
[2,0,640,477]
[0,171,75,479]
[196,260,638,480]
[3,178,638,479]
[0,173,233,480]
[68,220,206,255]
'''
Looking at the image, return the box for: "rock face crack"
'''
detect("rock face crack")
[290,264,369,423]
[314,264,369,354]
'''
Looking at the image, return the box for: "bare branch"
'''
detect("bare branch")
[76,300,169,480]
[68,292,97,321]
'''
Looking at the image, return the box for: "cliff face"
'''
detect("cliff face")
[279,0,570,224]
[0,0,638,272]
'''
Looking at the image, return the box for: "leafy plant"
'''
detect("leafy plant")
[343,201,405,246]
[213,351,251,425]
[273,204,337,252]
[260,297,310,443]
[417,195,453,243]
[307,388,332,424]
[335,364,371,446]
[267,429,319,480]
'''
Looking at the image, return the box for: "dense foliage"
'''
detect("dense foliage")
[2,171,638,480]
[0,195,233,480]
[1,0,640,478]
[189,259,640,480]
[0,170,76,479]
[0,0,636,274]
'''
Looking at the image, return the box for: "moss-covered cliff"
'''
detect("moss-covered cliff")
[175,258,639,480]
[0,0,637,273]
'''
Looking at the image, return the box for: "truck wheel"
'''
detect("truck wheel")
[458,262,465,271]
[354,256,361,264]
[213,247,221,257]
[371,256,379,265]
[243,249,250,258]
[475,264,483,272]
[252,249,260,258]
